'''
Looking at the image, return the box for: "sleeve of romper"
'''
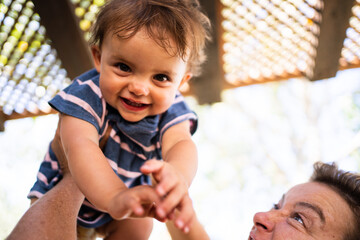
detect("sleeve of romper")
[158,92,198,140]
[48,69,105,132]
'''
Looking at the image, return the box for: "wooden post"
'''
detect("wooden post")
[192,0,223,104]
[0,112,4,132]
[310,0,355,80]
[32,0,94,80]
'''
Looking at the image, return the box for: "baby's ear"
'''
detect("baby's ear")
[91,46,101,72]
[179,72,193,89]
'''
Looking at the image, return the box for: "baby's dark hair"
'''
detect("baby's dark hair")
[310,162,360,240]
[89,0,211,76]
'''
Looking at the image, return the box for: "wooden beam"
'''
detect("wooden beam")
[310,0,355,80]
[32,0,93,79]
[191,0,223,104]
[1,110,58,131]
[0,112,5,132]
[5,109,57,120]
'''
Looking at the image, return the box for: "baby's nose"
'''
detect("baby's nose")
[128,81,150,96]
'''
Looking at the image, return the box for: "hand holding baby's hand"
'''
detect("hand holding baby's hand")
[140,160,195,233]
[107,185,161,221]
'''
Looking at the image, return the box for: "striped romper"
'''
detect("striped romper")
[27,68,198,228]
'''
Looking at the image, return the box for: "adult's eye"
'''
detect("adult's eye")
[293,213,304,226]
[154,74,170,82]
[117,63,131,72]
[272,203,280,210]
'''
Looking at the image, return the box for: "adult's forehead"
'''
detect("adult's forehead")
[286,182,354,229]
[286,182,334,197]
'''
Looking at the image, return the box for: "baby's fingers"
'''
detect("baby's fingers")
[155,172,178,197]
[110,197,138,220]
[131,186,161,216]
[110,186,160,220]
[140,160,164,175]
[156,183,186,218]
[173,195,195,233]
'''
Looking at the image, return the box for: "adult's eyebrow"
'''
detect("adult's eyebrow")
[296,202,326,224]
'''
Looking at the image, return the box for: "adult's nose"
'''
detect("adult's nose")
[253,211,276,232]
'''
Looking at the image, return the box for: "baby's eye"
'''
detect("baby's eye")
[154,74,170,82]
[117,63,131,72]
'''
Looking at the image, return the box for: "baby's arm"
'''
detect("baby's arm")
[60,114,128,214]
[166,212,210,240]
[141,120,198,230]
[161,120,198,188]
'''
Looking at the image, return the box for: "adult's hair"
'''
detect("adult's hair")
[89,0,211,76]
[310,162,360,240]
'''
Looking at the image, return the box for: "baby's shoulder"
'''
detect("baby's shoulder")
[75,68,99,82]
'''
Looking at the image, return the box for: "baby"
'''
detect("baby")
[28,0,210,239]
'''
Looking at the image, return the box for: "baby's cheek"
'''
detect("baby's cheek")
[156,96,173,111]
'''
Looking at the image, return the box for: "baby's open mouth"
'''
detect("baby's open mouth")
[122,98,149,108]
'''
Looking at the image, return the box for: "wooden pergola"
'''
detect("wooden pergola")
[0,0,358,131]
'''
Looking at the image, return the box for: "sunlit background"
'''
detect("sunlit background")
[1,68,360,239]
[1,0,360,239]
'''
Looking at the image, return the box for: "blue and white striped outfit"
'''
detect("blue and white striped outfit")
[28,69,198,228]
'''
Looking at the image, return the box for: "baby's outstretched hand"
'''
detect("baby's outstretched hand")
[140,160,195,233]
[107,185,161,221]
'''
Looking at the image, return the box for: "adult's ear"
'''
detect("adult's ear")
[91,46,101,72]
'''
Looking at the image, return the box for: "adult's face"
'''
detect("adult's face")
[248,182,354,240]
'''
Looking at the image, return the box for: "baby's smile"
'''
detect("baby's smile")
[121,97,150,111]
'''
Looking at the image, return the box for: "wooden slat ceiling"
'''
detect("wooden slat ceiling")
[0,0,100,123]
[219,0,356,88]
[0,0,359,127]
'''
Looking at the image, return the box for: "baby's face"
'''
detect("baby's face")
[92,28,192,122]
